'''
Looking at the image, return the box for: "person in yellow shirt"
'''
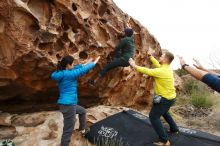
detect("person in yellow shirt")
[129,51,178,146]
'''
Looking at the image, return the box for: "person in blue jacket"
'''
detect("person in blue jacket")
[51,55,100,146]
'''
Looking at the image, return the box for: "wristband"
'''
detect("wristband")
[182,64,189,70]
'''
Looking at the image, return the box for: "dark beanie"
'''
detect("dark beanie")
[124,28,133,37]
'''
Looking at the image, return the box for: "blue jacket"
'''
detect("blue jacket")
[51,63,95,105]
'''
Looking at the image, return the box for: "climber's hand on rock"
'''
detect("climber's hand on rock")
[147,52,153,57]
[147,48,156,58]
[94,56,100,64]
[193,58,204,70]
[129,58,137,68]
[178,56,186,66]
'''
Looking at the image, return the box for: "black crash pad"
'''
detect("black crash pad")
[86,110,220,146]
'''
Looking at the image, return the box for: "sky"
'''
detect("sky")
[114,0,220,69]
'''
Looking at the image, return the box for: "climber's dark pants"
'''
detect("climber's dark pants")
[149,97,178,142]
[99,58,129,77]
[59,105,86,146]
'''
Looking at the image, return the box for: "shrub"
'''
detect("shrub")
[175,68,188,77]
[175,94,190,105]
[182,78,218,108]
[183,79,200,95]
[191,92,216,108]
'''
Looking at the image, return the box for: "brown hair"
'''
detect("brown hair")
[165,51,174,64]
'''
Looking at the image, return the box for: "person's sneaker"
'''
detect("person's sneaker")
[88,79,96,87]
[80,128,90,137]
[153,140,170,146]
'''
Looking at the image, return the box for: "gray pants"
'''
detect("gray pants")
[59,105,86,146]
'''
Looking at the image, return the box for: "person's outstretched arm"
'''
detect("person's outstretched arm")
[178,57,208,80]
[51,57,100,81]
[66,56,100,79]
[193,58,219,75]
[179,56,220,93]
[129,58,162,77]
[149,55,161,68]
[51,64,95,81]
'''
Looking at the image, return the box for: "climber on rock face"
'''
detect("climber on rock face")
[88,27,135,86]
[129,51,179,146]
[51,55,100,146]
[179,57,220,93]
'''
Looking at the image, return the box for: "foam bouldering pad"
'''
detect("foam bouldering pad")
[86,110,220,146]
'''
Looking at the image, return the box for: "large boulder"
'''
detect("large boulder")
[0,0,162,111]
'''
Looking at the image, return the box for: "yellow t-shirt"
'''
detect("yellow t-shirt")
[136,56,176,100]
